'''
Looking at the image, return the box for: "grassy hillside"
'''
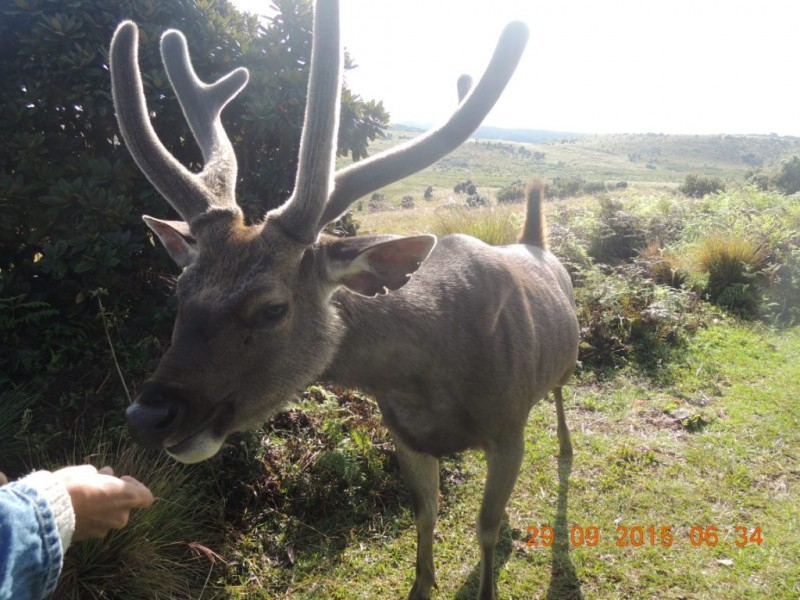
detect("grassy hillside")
[337,129,800,204]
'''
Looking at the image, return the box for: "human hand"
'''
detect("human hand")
[0,472,7,486]
[53,465,154,541]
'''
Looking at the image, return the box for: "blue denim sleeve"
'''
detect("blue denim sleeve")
[0,481,64,600]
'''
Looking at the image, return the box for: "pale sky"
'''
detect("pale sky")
[230,0,800,137]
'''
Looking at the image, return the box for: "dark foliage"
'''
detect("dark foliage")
[587,198,647,264]
[678,173,726,197]
[0,0,388,425]
[772,155,800,195]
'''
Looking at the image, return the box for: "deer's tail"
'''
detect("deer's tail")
[519,179,547,248]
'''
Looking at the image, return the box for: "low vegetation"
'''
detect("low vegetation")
[2,6,798,593]
[3,179,797,598]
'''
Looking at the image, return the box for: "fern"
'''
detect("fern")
[0,295,58,328]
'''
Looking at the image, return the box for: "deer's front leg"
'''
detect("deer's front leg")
[393,435,440,600]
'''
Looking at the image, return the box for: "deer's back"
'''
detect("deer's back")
[327,234,579,455]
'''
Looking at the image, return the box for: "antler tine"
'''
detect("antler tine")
[160,30,249,209]
[457,75,473,104]
[110,21,248,225]
[318,21,529,228]
[269,0,342,244]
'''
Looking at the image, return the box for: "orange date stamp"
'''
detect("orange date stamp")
[525,525,763,548]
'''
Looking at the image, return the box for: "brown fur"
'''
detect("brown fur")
[519,179,547,248]
[110,8,575,600]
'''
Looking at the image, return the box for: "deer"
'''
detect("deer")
[109,1,579,598]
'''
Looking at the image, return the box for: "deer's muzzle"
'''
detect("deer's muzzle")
[126,381,187,449]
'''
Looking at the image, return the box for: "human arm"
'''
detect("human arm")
[0,466,153,600]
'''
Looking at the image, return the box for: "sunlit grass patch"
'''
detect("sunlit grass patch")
[52,437,225,600]
[695,234,770,315]
[428,204,523,246]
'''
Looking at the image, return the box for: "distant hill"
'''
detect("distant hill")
[381,125,800,185]
[395,122,579,143]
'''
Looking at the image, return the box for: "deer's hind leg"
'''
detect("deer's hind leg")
[554,386,573,457]
[393,435,440,600]
[476,431,525,600]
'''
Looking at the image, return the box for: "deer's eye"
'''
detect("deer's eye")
[256,303,288,325]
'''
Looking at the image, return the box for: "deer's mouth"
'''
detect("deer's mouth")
[165,398,234,463]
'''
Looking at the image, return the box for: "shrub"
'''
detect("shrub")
[496,180,526,204]
[575,264,703,372]
[0,0,389,423]
[453,179,476,194]
[678,173,726,197]
[546,206,594,278]
[695,235,770,316]
[582,180,607,195]
[637,244,688,288]
[369,193,387,211]
[401,195,415,209]
[547,176,585,199]
[465,193,490,208]
[587,198,647,264]
[746,170,771,191]
[424,185,434,200]
[323,210,360,237]
[771,155,800,195]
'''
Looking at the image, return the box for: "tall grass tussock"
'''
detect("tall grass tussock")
[695,234,770,316]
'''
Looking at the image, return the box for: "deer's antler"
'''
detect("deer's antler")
[317,21,529,228]
[110,21,249,224]
[268,0,343,244]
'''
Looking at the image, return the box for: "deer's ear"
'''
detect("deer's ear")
[323,234,437,297]
[143,215,198,268]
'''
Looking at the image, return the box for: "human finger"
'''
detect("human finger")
[119,477,155,508]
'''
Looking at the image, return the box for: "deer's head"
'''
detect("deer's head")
[110,0,527,463]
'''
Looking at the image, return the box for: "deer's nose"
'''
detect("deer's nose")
[126,382,186,449]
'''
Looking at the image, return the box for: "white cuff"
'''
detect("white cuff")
[20,470,76,552]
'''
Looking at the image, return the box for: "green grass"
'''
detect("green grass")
[11,144,797,598]
[218,322,798,599]
[52,438,226,600]
[211,185,798,598]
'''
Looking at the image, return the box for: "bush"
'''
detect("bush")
[465,193,490,208]
[678,173,726,197]
[575,264,703,372]
[587,198,647,264]
[637,244,688,288]
[323,210,360,237]
[496,180,526,204]
[746,170,771,191]
[453,179,476,194]
[695,235,770,316]
[0,0,389,419]
[771,155,800,195]
[582,181,607,195]
[368,193,388,211]
[547,176,585,199]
